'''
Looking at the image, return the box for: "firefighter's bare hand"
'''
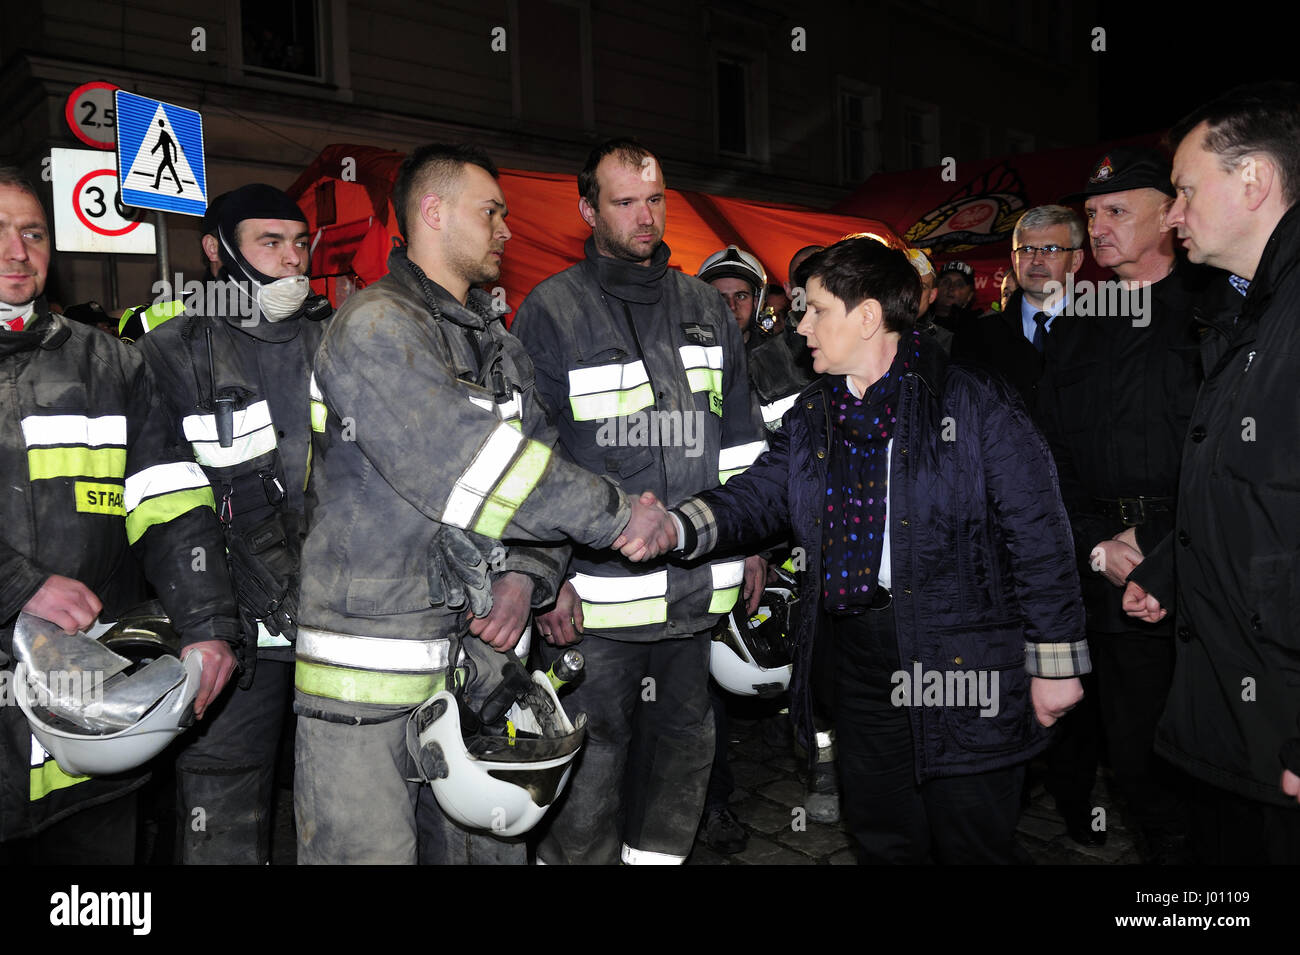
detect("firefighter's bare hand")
[23,575,102,635]
[181,640,237,719]
[469,572,533,652]
[1112,526,1142,554]
[1282,769,1300,804]
[743,555,768,616]
[614,491,676,561]
[1122,580,1167,623]
[1031,676,1083,728]
[536,581,583,647]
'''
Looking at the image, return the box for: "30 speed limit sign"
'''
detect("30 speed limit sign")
[51,147,156,254]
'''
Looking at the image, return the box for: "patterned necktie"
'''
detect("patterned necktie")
[1031,311,1050,353]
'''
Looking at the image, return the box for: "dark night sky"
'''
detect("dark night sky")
[1095,1,1299,139]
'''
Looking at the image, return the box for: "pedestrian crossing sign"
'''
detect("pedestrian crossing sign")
[114,90,207,217]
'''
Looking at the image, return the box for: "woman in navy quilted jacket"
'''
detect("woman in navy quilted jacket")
[667,237,1089,863]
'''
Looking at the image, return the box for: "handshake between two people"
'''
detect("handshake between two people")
[612,491,678,562]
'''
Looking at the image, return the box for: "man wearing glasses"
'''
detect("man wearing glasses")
[951,204,1084,411]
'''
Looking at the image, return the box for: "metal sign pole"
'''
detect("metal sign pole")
[154,210,170,299]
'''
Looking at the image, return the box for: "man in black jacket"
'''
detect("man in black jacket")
[138,183,329,864]
[1125,82,1300,863]
[0,167,238,862]
[1039,147,1208,861]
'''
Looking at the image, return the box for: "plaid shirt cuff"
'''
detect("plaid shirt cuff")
[671,497,717,560]
[1025,638,1092,678]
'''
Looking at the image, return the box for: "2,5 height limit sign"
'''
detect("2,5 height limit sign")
[114,90,207,217]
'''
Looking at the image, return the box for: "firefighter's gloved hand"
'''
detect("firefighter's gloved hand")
[428,527,494,618]
[227,514,299,640]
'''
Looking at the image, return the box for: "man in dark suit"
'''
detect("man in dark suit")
[950,205,1085,415]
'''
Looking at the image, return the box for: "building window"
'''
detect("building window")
[1006,129,1035,154]
[902,101,940,170]
[959,120,989,162]
[511,0,593,133]
[241,0,323,80]
[715,56,750,156]
[837,81,880,184]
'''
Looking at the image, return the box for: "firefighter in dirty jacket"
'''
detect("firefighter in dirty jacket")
[137,184,330,864]
[294,145,662,864]
[511,140,770,865]
[0,171,238,862]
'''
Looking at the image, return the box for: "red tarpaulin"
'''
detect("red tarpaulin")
[286,145,904,321]
[834,134,1165,308]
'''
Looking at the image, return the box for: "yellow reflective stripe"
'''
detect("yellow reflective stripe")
[708,559,745,613]
[685,366,723,396]
[30,737,90,800]
[27,446,126,480]
[294,660,445,705]
[473,439,552,538]
[310,401,327,433]
[125,487,215,545]
[141,299,185,331]
[569,382,655,422]
[718,468,745,484]
[709,586,741,613]
[580,598,669,629]
[443,422,524,528]
[30,759,91,801]
[124,461,210,512]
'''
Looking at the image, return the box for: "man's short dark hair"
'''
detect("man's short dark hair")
[0,165,44,210]
[391,143,499,240]
[804,237,919,334]
[1168,81,1300,206]
[578,138,655,207]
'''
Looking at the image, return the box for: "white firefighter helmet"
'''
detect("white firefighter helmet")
[12,610,202,777]
[407,670,586,838]
[697,245,768,317]
[710,587,796,697]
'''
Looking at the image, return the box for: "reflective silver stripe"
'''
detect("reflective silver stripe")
[761,392,799,426]
[184,400,278,468]
[124,461,210,511]
[718,440,767,473]
[568,360,650,397]
[570,570,668,602]
[678,344,723,372]
[182,399,273,441]
[468,391,522,421]
[21,414,126,447]
[467,395,494,412]
[621,844,686,865]
[256,621,292,649]
[710,559,745,590]
[296,627,450,672]
[309,374,324,403]
[442,422,524,528]
[815,730,835,749]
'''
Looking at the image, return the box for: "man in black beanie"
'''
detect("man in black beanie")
[136,182,331,863]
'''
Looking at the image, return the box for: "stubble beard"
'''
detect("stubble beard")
[592,218,662,264]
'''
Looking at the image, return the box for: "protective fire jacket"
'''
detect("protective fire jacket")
[0,303,238,841]
[511,238,768,640]
[297,248,632,712]
[137,285,329,663]
[745,332,813,430]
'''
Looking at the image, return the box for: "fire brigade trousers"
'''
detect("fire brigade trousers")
[175,659,292,864]
[293,689,526,865]
[535,630,714,865]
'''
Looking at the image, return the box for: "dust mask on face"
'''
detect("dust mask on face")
[256,274,310,321]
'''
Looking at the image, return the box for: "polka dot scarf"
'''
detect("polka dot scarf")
[821,332,919,613]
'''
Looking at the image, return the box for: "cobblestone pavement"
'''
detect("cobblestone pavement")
[687,701,1142,865]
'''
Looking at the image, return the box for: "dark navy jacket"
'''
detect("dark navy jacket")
[675,335,1089,780]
